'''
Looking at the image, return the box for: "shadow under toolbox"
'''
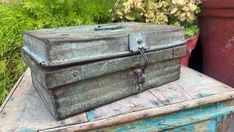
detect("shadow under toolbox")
[22,22,186,120]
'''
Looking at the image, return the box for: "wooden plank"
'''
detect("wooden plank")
[42,91,234,131]
[94,103,233,132]
[86,91,163,121]
[176,66,233,99]
[0,71,25,112]
[182,66,233,88]
[217,99,234,132]
[217,114,234,132]
[0,68,87,131]
[149,82,193,105]
[164,120,217,132]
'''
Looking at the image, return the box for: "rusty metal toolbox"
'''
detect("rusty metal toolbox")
[22,22,186,120]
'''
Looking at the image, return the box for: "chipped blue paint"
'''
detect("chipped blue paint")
[163,118,216,132]
[208,118,217,132]
[96,129,103,132]
[215,115,223,123]
[207,112,229,132]
[169,124,195,132]
[18,128,36,132]
[113,102,234,132]
[216,102,225,109]
[196,93,212,98]
[87,110,96,121]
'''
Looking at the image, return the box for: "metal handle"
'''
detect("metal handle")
[94,25,123,31]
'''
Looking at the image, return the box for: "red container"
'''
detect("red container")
[181,33,199,66]
[200,0,234,87]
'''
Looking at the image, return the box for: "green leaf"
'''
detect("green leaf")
[184,25,199,36]
[194,7,201,14]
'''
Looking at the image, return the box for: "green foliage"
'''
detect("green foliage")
[194,6,201,14]
[184,25,199,36]
[0,0,114,105]
[111,0,201,36]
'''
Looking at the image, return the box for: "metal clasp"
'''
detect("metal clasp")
[129,33,148,52]
[134,47,149,89]
[129,33,149,90]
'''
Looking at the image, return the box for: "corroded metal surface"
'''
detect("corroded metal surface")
[32,59,181,119]
[23,22,185,67]
[22,22,186,120]
[23,45,186,89]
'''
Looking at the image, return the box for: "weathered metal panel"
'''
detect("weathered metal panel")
[32,59,181,119]
[23,45,186,89]
[23,22,185,67]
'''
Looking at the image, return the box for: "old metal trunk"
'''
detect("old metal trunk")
[22,22,186,120]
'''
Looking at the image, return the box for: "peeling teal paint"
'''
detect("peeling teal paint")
[215,115,223,123]
[112,102,233,132]
[96,129,103,132]
[196,93,212,98]
[170,124,195,132]
[208,118,217,132]
[18,128,36,132]
[207,112,228,132]
[87,110,96,121]
[216,102,225,109]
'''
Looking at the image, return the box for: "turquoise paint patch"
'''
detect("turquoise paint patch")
[207,118,217,132]
[87,110,96,121]
[197,93,212,98]
[172,124,195,132]
[114,102,232,132]
[215,115,223,123]
[96,129,103,132]
[163,124,196,132]
[18,128,36,132]
[216,102,225,109]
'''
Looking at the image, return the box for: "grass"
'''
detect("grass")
[0,0,114,105]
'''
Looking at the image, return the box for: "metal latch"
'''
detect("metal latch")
[129,33,148,52]
[129,33,149,90]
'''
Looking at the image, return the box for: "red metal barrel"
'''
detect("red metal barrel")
[200,0,234,87]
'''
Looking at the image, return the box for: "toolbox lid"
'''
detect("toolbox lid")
[22,22,185,67]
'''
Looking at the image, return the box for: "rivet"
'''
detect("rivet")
[73,71,79,77]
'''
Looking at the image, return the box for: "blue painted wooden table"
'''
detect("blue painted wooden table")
[0,66,234,132]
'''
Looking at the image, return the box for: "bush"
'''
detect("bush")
[111,0,201,36]
[0,0,114,105]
